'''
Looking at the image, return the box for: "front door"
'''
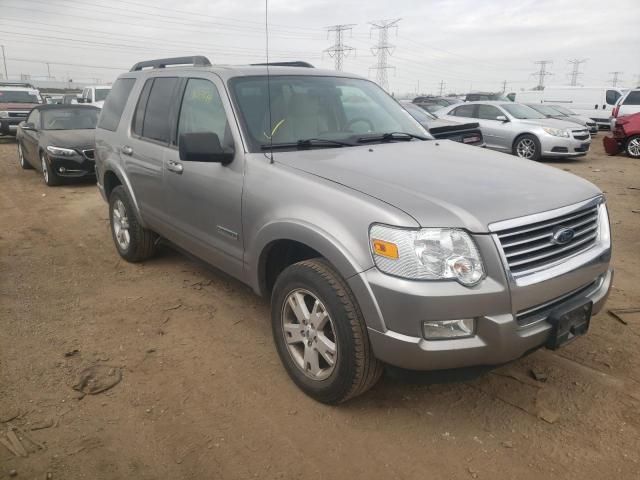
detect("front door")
[475,104,509,151]
[163,76,244,279]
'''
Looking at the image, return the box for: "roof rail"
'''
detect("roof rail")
[250,61,314,68]
[129,56,212,72]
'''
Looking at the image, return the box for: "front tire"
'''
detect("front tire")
[513,134,542,161]
[626,135,640,159]
[18,142,32,169]
[41,152,61,186]
[271,258,383,404]
[108,185,157,262]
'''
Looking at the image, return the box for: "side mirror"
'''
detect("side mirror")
[496,115,509,122]
[21,122,36,131]
[179,132,234,165]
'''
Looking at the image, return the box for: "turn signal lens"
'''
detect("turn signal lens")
[372,239,399,259]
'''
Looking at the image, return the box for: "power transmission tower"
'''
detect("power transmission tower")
[609,71,623,87]
[369,18,400,92]
[324,24,355,71]
[501,80,508,92]
[567,58,587,86]
[532,60,553,90]
[438,80,445,96]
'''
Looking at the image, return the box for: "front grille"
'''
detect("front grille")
[572,130,590,141]
[516,279,600,327]
[8,112,27,118]
[82,149,95,160]
[496,204,599,275]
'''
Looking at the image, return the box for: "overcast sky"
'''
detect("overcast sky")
[1,0,638,95]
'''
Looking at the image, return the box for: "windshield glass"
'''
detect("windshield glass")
[0,90,40,103]
[502,103,547,119]
[230,75,427,151]
[550,105,575,116]
[403,103,437,123]
[528,104,563,116]
[95,88,111,101]
[41,108,99,130]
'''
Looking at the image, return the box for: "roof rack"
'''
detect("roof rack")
[250,61,314,68]
[0,81,36,89]
[129,56,212,72]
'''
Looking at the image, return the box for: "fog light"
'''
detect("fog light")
[423,319,475,340]
[59,167,66,173]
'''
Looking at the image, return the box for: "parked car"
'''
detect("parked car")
[79,85,111,108]
[464,92,509,102]
[95,56,612,404]
[525,103,598,135]
[413,96,461,113]
[403,102,484,146]
[16,104,100,186]
[438,101,591,160]
[0,84,42,136]
[603,112,640,158]
[610,89,640,129]
[515,87,624,129]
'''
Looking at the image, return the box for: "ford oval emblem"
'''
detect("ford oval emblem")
[552,227,575,245]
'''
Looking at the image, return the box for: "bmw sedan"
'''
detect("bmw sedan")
[16,105,100,186]
[438,101,591,161]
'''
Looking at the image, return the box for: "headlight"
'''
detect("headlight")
[0,111,9,118]
[369,225,485,286]
[542,127,570,138]
[597,202,611,248]
[46,146,77,156]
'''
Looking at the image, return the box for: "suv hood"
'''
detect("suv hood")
[275,140,600,232]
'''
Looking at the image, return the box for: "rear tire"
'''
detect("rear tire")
[626,135,640,159]
[108,185,157,262]
[513,134,542,161]
[271,258,383,404]
[18,142,32,169]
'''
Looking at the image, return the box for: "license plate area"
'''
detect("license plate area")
[546,299,592,350]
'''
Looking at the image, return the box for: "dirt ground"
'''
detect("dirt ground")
[0,136,639,480]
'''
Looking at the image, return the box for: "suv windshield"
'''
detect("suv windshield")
[41,108,100,130]
[501,103,547,120]
[230,75,426,151]
[95,88,111,102]
[528,104,564,116]
[0,90,40,103]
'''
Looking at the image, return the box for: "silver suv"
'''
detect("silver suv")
[95,57,612,404]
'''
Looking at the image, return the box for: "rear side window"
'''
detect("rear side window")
[141,77,179,143]
[452,104,476,118]
[606,90,621,105]
[98,78,135,131]
[132,79,153,137]
[623,91,640,105]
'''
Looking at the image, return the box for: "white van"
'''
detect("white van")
[79,85,112,108]
[515,86,624,128]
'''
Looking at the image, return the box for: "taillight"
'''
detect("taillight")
[612,105,620,118]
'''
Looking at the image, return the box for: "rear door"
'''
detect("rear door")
[162,75,245,279]
[125,76,180,228]
[475,104,508,150]
[603,89,622,115]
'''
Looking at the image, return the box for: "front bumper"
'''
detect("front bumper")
[349,230,612,371]
[48,154,96,178]
[540,134,591,157]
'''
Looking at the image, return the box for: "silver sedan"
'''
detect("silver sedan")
[437,101,591,160]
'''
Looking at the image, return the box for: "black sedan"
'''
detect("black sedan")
[16,105,100,186]
[403,102,484,146]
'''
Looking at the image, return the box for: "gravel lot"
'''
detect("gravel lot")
[1,136,639,480]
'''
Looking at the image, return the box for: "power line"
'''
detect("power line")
[324,24,355,71]
[369,18,400,92]
[567,58,587,86]
[532,60,553,89]
[609,71,623,87]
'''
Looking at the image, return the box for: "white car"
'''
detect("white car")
[611,89,640,128]
[79,85,111,108]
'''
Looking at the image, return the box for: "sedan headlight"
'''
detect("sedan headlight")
[46,146,77,157]
[0,111,9,118]
[369,225,485,286]
[542,127,570,138]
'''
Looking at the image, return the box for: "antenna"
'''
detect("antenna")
[264,0,274,163]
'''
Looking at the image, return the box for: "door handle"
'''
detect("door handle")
[121,145,133,156]
[602,105,606,110]
[594,104,598,109]
[167,160,184,174]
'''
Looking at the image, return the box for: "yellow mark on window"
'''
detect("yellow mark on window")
[263,118,286,139]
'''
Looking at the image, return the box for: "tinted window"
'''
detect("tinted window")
[98,78,135,131]
[477,105,502,120]
[177,79,229,145]
[27,109,40,128]
[142,77,178,143]
[452,105,476,118]
[623,91,640,106]
[0,90,39,103]
[132,79,153,137]
[606,90,621,105]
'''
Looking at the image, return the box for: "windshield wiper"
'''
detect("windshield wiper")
[260,138,355,150]
[356,132,428,143]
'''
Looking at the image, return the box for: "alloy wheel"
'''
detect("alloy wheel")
[281,288,338,380]
[516,138,536,159]
[18,144,25,167]
[41,155,49,183]
[628,138,640,157]
[112,199,131,251]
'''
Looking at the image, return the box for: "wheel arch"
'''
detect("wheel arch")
[102,166,146,227]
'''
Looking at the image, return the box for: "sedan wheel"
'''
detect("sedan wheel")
[627,136,640,159]
[516,138,536,158]
[41,154,49,183]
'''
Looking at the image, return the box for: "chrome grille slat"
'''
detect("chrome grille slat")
[495,204,600,275]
